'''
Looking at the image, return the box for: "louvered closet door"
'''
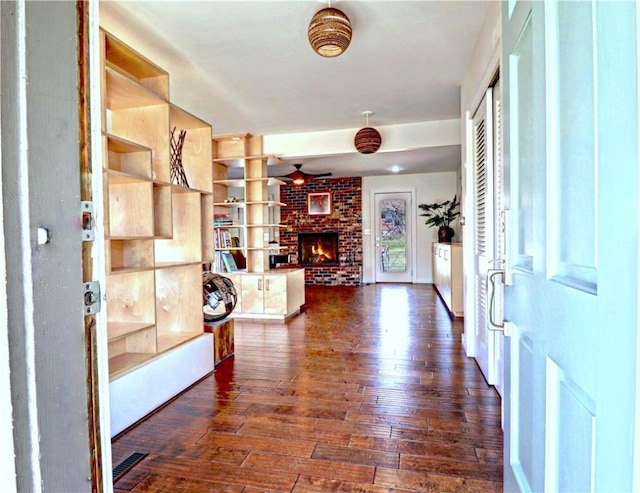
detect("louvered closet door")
[492,78,505,397]
[472,88,497,385]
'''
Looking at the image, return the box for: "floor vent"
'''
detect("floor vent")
[112,451,148,482]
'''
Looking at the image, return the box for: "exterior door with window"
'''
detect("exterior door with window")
[374,192,413,283]
[503,1,638,491]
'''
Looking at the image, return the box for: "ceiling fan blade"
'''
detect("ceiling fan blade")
[272,164,331,184]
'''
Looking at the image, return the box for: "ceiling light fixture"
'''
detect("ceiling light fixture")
[308,1,352,58]
[354,111,382,154]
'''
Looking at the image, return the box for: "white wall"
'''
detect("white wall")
[362,172,457,285]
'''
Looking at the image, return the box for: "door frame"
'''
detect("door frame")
[462,39,501,360]
[370,187,417,284]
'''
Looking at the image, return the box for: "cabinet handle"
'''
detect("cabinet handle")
[258,278,262,291]
[444,250,449,261]
[265,279,270,291]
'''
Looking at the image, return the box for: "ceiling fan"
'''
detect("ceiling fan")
[275,164,332,186]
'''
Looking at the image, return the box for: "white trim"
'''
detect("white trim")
[89,2,114,490]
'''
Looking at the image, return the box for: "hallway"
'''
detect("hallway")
[112,284,503,492]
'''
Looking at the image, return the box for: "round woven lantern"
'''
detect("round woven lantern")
[354,127,382,154]
[308,7,352,58]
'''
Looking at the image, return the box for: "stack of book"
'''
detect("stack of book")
[214,213,234,226]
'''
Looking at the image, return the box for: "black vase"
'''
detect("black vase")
[438,226,454,243]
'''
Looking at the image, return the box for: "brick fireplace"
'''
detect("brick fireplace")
[279,177,362,286]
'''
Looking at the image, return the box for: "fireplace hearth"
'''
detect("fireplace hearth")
[298,232,339,266]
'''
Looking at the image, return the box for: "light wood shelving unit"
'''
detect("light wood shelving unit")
[212,134,305,319]
[101,29,213,381]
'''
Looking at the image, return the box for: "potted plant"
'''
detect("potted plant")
[418,195,460,243]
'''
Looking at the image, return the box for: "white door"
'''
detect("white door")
[471,88,498,385]
[503,1,638,491]
[374,192,412,283]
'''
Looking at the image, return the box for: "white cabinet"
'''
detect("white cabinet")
[432,242,463,318]
[228,269,305,319]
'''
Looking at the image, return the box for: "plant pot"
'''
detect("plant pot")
[438,226,454,243]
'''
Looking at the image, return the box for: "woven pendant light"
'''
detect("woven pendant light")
[308,2,352,58]
[354,111,382,154]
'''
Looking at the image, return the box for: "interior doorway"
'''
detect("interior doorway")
[374,191,413,283]
[469,75,505,394]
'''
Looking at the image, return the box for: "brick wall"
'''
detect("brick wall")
[280,177,362,286]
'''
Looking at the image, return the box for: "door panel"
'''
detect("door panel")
[472,89,497,384]
[503,1,638,491]
[375,192,412,283]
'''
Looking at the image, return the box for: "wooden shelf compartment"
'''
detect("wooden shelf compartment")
[211,155,280,169]
[153,184,173,239]
[105,134,152,179]
[109,239,154,272]
[214,178,245,188]
[213,201,245,208]
[170,104,213,194]
[108,103,170,183]
[155,191,203,264]
[245,177,286,186]
[108,352,156,379]
[105,68,167,110]
[107,178,154,237]
[103,30,169,99]
[212,133,250,159]
[201,195,214,263]
[156,332,203,354]
[155,264,203,351]
[211,157,247,168]
[107,321,155,343]
[244,156,270,180]
[106,270,156,320]
[213,162,229,182]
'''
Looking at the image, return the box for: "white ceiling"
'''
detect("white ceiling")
[100,0,491,179]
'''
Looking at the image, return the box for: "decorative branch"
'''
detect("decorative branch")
[170,127,189,188]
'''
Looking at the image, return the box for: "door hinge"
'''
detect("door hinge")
[83,281,101,315]
[81,201,95,241]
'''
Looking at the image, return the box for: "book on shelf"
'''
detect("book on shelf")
[214,229,234,249]
[221,251,238,272]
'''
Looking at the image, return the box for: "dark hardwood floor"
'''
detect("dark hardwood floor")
[112,284,503,492]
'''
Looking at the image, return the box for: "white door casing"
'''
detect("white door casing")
[503,1,638,491]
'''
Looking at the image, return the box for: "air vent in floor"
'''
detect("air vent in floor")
[112,451,148,482]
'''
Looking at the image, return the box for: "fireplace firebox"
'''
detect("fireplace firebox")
[298,232,339,266]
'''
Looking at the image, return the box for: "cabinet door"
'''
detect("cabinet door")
[441,245,452,307]
[263,274,287,314]
[240,274,265,314]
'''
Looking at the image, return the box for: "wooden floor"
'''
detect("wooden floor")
[112,284,503,492]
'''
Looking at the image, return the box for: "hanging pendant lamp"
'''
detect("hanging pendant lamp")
[354,111,382,154]
[308,1,352,58]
